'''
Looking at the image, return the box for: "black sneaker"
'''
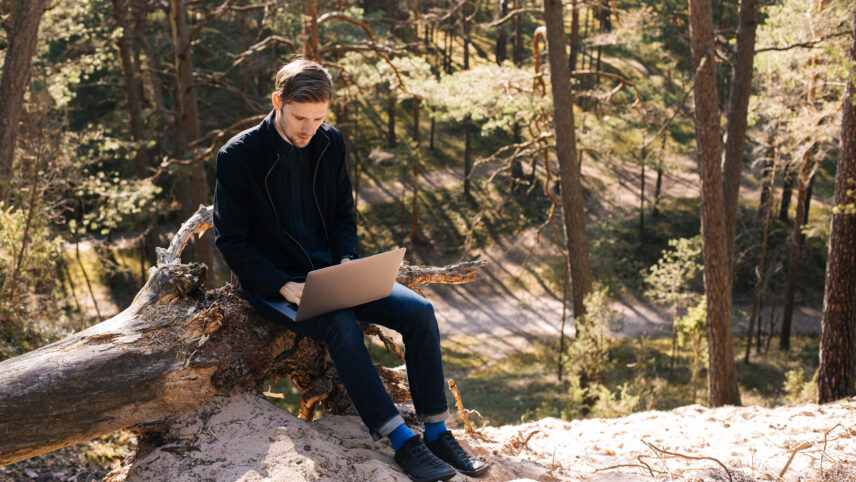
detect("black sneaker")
[394,435,456,482]
[425,431,489,477]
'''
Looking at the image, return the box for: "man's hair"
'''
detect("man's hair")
[274,59,333,104]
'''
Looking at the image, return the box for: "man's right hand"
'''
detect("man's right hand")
[280,281,304,305]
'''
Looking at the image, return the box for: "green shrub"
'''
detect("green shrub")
[783,367,817,405]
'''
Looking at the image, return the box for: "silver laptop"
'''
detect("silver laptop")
[263,248,406,322]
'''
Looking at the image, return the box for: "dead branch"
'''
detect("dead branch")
[755,30,850,53]
[642,439,733,482]
[0,203,487,466]
[396,260,487,286]
[317,12,376,42]
[360,322,405,362]
[778,441,813,480]
[448,379,474,434]
[188,0,240,48]
[484,7,542,28]
[198,36,297,88]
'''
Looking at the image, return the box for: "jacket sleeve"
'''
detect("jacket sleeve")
[329,130,359,261]
[213,149,292,297]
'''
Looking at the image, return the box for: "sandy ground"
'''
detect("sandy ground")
[115,393,856,482]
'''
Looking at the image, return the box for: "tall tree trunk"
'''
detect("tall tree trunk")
[134,0,171,127]
[387,90,397,148]
[639,149,645,243]
[169,0,213,286]
[464,120,472,199]
[462,4,473,200]
[746,131,779,364]
[780,148,813,351]
[0,0,46,201]
[495,0,508,65]
[569,0,580,72]
[818,9,856,403]
[111,0,147,179]
[510,4,524,189]
[756,146,775,222]
[779,164,795,222]
[411,98,420,240]
[687,0,741,407]
[512,0,523,66]
[802,169,816,228]
[542,0,593,320]
[304,0,320,60]
[721,0,759,275]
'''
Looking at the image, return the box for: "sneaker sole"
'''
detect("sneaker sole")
[458,463,490,477]
[409,470,456,482]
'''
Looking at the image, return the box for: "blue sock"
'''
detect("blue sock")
[423,421,447,442]
[388,424,415,451]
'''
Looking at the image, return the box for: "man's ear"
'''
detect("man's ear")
[271,92,282,110]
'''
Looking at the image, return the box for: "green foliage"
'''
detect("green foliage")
[676,300,707,403]
[783,367,818,405]
[590,197,701,290]
[72,172,161,236]
[644,235,703,310]
[832,178,856,215]
[0,202,64,360]
[567,284,623,384]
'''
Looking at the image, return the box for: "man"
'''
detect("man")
[213,58,488,481]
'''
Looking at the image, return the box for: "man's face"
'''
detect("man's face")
[272,93,329,148]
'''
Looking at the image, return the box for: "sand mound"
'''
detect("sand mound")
[115,394,855,481]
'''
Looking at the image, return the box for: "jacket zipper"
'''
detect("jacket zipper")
[264,151,315,271]
[313,131,333,249]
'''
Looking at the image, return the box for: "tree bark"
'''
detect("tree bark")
[169,0,213,286]
[746,132,779,364]
[111,0,147,179]
[512,0,523,66]
[780,146,814,351]
[779,164,795,222]
[387,89,397,148]
[0,206,486,466]
[687,0,741,407]
[721,0,759,275]
[0,0,46,201]
[569,0,580,72]
[462,3,473,200]
[818,9,856,403]
[542,0,593,320]
[495,0,508,65]
[411,97,420,240]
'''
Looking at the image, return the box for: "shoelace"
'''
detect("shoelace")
[409,440,447,468]
[439,433,471,462]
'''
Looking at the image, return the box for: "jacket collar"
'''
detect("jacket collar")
[261,109,331,166]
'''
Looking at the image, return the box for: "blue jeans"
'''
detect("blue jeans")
[248,282,449,440]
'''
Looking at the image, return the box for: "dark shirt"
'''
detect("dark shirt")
[272,133,333,270]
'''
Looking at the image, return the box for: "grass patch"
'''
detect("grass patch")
[442,333,823,428]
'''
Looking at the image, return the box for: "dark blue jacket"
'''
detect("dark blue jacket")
[213,110,358,298]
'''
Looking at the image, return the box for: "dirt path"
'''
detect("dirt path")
[400,153,823,355]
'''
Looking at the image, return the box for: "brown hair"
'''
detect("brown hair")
[274,59,333,104]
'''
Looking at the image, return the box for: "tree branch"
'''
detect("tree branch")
[484,7,541,28]
[755,30,850,53]
[153,114,265,180]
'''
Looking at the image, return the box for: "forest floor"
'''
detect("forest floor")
[105,392,856,482]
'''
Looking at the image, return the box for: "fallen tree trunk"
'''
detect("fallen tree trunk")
[0,205,485,466]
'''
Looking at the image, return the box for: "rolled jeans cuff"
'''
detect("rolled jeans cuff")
[418,408,450,424]
[371,413,405,441]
